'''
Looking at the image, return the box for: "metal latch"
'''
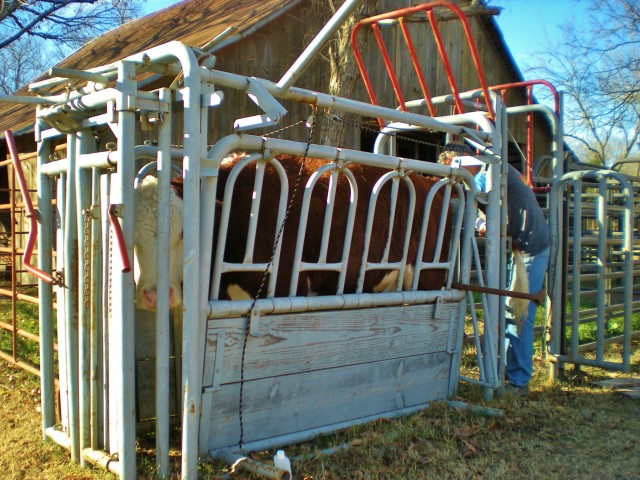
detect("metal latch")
[234,78,288,132]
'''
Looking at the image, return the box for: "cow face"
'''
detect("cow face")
[133,176,184,310]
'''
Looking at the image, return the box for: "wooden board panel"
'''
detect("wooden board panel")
[204,351,452,451]
[203,303,459,387]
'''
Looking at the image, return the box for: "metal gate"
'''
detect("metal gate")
[549,169,640,375]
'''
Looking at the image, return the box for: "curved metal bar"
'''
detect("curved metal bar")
[134,161,183,187]
[4,130,58,284]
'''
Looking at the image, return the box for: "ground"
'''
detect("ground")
[1,341,639,480]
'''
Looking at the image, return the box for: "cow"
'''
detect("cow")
[133,153,453,311]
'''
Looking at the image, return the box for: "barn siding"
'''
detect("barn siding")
[2,0,554,163]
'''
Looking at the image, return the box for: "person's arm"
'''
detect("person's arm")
[473,171,487,237]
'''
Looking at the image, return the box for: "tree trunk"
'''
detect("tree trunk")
[318,0,378,148]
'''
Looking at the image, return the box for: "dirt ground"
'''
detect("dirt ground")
[1,343,639,480]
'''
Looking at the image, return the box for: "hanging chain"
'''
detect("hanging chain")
[329,113,492,156]
[82,207,96,309]
[107,211,114,320]
[237,109,317,449]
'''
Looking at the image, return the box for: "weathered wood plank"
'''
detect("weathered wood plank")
[203,303,459,387]
[205,351,452,451]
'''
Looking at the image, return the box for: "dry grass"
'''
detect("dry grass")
[1,340,639,480]
[0,363,113,480]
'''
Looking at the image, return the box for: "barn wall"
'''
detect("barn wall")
[194,0,554,165]
[7,0,556,182]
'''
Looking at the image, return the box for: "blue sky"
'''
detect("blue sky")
[489,0,590,76]
[141,0,590,80]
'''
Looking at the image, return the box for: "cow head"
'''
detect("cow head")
[133,176,184,310]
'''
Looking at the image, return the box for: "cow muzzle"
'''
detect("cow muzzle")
[136,285,181,311]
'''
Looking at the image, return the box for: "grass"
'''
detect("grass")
[1,284,639,479]
[0,284,60,373]
[1,339,639,480]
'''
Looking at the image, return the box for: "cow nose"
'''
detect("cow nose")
[143,289,157,308]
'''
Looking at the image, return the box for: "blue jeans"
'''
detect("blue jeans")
[505,246,550,388]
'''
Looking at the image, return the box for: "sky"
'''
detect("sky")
[141,0,590,81]
[488,0,590,77]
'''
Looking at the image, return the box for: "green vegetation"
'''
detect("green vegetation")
[1,290,638,479]
[1,338,638,479]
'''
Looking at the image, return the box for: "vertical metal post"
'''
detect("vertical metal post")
[496,97,509,387]
[56,173,69,434]
[155,88,172,478]
[621,179,633,373]
[548,92,565,381]
[482,99,504,396]
[76,130,93,466]
[112,60,138,479]
[10,152,17,362]
[570,179,582,363]
[90,167,103,450]
[449,180,477,396]
[596,177,607,363]
[36,121,55,438]
[181,56,204,480]
[199,82,219,455]
[100,171,112,451]
[64,133,80,462]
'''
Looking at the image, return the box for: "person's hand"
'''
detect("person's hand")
[477,223,486,238]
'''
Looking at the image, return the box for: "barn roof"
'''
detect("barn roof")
[0,0,303,136]
[0,0,523,138]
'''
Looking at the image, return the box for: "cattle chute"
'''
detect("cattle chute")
[24,48,490,479]
[0,1,583,479]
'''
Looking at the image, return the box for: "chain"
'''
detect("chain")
[329,113,491,156]
[237,109,317,449]
[107,213,113,320]
[82,207,94,309]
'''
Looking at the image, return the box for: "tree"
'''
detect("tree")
[0,35,50,94]
[0,0,144,94]
[0,0,144,50]
[527,0,639,165]
[318,0,378,148]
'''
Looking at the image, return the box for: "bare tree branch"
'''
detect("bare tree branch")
[0,0,143,50]
[521,0,640,164]
[0,0,144,93]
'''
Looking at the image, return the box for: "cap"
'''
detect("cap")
[450,155,485,168]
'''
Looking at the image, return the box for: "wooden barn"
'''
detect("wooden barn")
[0,0,560,285]
[0,0,555,170]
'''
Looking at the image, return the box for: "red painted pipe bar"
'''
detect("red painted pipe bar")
[4,130,58,285]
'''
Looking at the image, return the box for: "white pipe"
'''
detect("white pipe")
[207,290,464,319]
[277,0,363,91]
[124,41,206,480]
[111,60,138,480]
[90,168,102,450]
[63,133,80,462]
[205,69,483,138]
[210,402,431,456]
[76,129,93,466]
[207,133,469,179]
[372,112,497,158]
[154,87,172,479]
[36,136,55,438]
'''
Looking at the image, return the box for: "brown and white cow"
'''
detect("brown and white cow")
[133,153,452,310]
